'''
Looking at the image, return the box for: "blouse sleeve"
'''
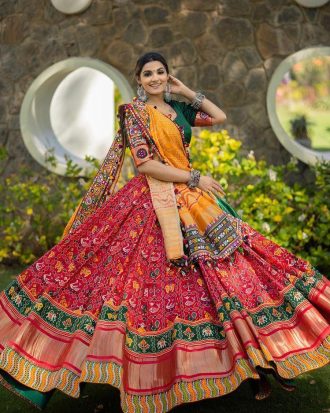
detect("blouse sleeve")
[179,101,213,127]
[120,104,153,167]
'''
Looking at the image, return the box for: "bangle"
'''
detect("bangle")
[191,91,205,110]
[187,169,201,189]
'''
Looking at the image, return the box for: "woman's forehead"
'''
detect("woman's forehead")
[142,61,166,72]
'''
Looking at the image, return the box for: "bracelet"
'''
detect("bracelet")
[187,169,201,189]
[191,91,205,110]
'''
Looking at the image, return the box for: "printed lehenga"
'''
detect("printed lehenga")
[0,98,329,413]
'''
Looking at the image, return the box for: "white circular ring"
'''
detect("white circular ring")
[50,0,93,14]
[266,46,330,165]
[294,0,329,8]
[20,57,134,175]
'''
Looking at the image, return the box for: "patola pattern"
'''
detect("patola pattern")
[0,174,329,413]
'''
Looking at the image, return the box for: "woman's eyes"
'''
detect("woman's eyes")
[143,71,165,77]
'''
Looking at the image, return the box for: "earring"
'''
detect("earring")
[137,84,147,102]
[164,83,171,102]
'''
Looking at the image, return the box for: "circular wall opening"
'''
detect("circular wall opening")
[294,0,329,7]
[266,47,330,165]
[20,57,134,176]
[50,0,93,14]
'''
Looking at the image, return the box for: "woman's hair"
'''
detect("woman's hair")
[134,52,169,80]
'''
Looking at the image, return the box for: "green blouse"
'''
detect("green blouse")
[168,100,198,144]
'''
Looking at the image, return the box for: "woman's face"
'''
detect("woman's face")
[137,60,169,97]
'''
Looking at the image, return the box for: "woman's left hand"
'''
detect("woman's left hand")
[168,75,188,96]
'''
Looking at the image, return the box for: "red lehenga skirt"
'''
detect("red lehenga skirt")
[0,174,329,412]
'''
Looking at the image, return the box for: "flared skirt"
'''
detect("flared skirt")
[0,174,329,412]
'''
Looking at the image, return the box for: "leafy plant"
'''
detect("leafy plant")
[190,129,330,274]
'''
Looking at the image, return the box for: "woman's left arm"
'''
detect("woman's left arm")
[169,75,227,125]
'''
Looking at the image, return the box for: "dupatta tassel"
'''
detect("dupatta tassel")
[146,175,184,261]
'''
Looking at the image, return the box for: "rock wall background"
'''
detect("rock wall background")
[0,0,330,177]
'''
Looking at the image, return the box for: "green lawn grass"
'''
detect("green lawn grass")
[0,266,329,413]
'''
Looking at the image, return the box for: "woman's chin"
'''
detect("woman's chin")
[146,89,165,96]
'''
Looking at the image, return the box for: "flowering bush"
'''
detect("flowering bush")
[190,130,330,273]
[0,129,329,274]
[0,148,135,265]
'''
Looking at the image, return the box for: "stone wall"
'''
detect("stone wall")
[1,0,330,177]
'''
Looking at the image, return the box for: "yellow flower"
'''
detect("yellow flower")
[273,214,282,222]
[199,130,210,139]
[26,208,33,216]
[246,184,254,191]
[219,151,234,162]
[0,249,9,259]
[227,139,241,151]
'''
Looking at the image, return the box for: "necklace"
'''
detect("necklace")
[152,104,174,119]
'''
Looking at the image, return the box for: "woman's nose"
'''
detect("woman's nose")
[151,73,159,81]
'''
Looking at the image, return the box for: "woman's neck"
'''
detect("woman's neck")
[146,94,165,106]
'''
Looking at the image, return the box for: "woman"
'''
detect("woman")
[0,52,329,413]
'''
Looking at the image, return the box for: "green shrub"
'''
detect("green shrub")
[0,148,135,266]
[190,129,330,273]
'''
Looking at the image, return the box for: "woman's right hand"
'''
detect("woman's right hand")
[197,175,226,198]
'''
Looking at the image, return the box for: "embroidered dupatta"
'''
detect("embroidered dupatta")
[62,99,184,261]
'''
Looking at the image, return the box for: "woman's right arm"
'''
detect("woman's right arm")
[137,159,191,183]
